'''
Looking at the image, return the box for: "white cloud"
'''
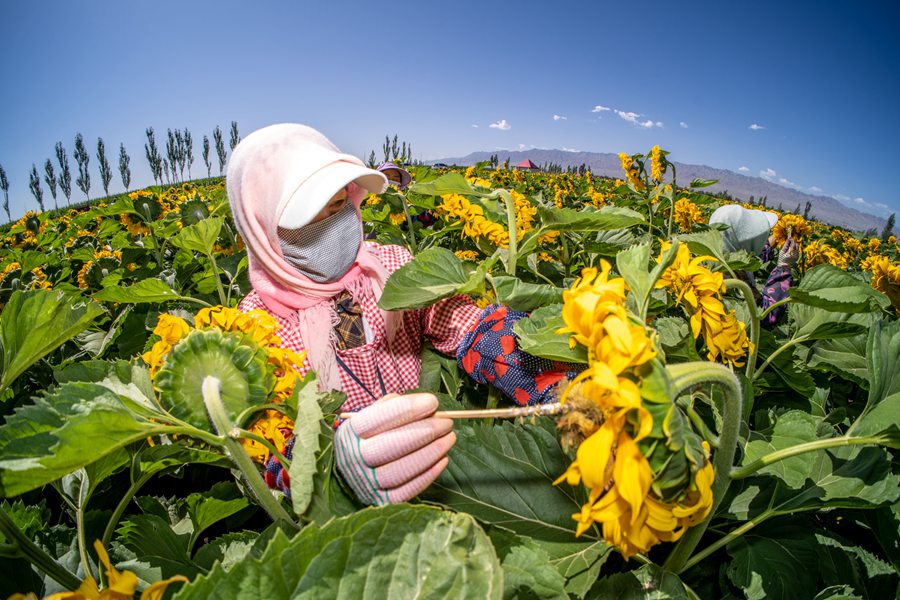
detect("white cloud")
[615,110,641,125]
[808,186,822,193]
[834,194,850,202]
[875,202,889,210]
[854,197,866,205]
[561,147,579,153]
[518,143,537,151]
[778,177,797,188]
[489,119,511,131]
[592,105,611,113]
[749,123,765,130]
[615,110,662,128]
[738,166,750,172]
[760,168,776,180]
[553,114,567,121]
[471,124,479,128]
[680,122,688,128]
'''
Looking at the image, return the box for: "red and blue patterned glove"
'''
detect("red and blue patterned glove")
[457,304,582,405]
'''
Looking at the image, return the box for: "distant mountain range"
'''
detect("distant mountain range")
[430,149,888,232]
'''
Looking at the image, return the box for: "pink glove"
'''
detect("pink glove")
[778,236,800,268]
[334,393,455,505]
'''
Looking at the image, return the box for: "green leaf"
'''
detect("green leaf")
[134,444,232,480]
[789,264,889,313]
[486,527,568,599]
[689,178,718,188]
[185,482,251,554]
[858,319,900,427]
[592,564,695,599]
[117,513,200,580]
[0,382,168,497]
[726,521,819,600]
[288,377,324,516]
[0,290,105,395]
[192,531,258,572]
[491,276,562,312]
[94,278,184,304]
[423,419,591,542]
[537,206,645,232]
[850,393,899,444]
[815,531,896,599]
[743,411,820,489]
[813,586,864,600]
[513,304,588,364]
[170,217,225,256]
[378,247,469,311]
[175,505,503,599]
[617,239,679,318]
[789,304,869,340]
[677,229,727,264]
[806,335,868,387]
[408,172,492,198]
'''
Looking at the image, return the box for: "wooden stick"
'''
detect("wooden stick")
[339,401,564,421]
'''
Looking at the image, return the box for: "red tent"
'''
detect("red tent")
[515,159,539,171]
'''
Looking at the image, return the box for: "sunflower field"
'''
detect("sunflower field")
[0,149,897,599]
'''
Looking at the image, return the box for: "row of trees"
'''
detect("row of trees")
[0,122,240,222]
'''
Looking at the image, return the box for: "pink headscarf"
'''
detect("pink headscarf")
[227,123,394,390]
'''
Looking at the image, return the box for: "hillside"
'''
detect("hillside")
[432,149,888,232]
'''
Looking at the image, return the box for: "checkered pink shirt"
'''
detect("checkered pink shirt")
[238,243,483,413]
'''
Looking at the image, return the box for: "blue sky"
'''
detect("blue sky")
[1,0,898,222]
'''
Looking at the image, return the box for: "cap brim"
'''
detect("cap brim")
[279,162,387,228]
[763,212,778,229]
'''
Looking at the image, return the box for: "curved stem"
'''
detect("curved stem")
[758,297,790,321]
[205,251,228,306]
[681,508,774,572]
[101,472,151,549]
[75,476,96,582]
[666,164,677,238]
[751,335,808,382]
[724,279,760,380]
[202,377,299,529]
[496,190,518,277]
[0,506,82,590]
[399,192,419,255]
[662,362,743,574]
[729,435,889,480]
[233,429,293,470]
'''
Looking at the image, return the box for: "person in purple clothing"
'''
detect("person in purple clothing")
[709,205,799,326]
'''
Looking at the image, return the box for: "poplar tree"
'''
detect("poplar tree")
[43,159,58,211]
[882,213,896,242]
[0,164,9,222]
[119,143,131,191]
[166,129,179,183]
[202,135,211,177]
[97,137,113,198]
[29,164,45,211]
[145,127,163,185]
[55,142,72,206]
[74,133,91,201]
[183,128,194,179]
[213,126,227,175]
[229,121,240,150]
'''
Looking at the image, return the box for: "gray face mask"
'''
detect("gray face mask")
[277,201,361,282]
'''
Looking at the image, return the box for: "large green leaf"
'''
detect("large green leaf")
[789,304,869,341]
[858,319,900,425]
[591,564,695,599]
[513,304,588,364]
[0,382,168,497]
[491,276,562,312]
[486,527,568,599]
[288,377,324,516]
[185,482,251,554]
[0,290,105,395]
[409,172,492,198]
[743,411,820,489]
[616,239,679,318]
[174,505,503,599]
[170,217,225,255]
[789,264,889,313]
[726,521,819,600]
[815,531,896,599]
[378,247,469,311]
[93,278,184,304]
[806,335,868,387]
[423,419,592,543]
[537,206,645,232]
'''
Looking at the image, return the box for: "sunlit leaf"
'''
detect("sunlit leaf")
[514,304,588,364]
[789,264,889,313]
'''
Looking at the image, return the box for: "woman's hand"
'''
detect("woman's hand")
[334,392,455,505]
[777,236,799,268]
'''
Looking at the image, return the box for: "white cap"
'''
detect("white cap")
[278,161,387,228]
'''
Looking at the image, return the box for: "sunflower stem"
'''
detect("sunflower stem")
[399,190,419,256]
[496,189,518,277]
[729,435,890,480]
[0,506,82,590]
[751,335,808,382]
[724,279,760,380]
[202,376,299,529]
[662,362,742,574]
[205,251,228,306]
